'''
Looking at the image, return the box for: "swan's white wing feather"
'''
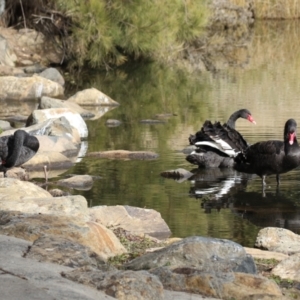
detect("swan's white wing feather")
[194,140,239,157]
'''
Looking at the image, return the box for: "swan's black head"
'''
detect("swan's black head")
[284,118,297,145]
[227,109,256,129]
[237,109,256,124]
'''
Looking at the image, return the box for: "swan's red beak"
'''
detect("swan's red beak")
[289,132,295,145]
[247,115,256,124]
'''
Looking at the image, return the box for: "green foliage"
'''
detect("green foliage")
[269,274,295,287]
[254,258,280,266]
[54,0,209,68]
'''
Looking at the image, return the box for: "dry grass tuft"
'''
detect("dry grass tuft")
[253,0,300,19]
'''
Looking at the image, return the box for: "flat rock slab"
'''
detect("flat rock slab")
[89,205,171,239]
[244,247,289,261]
[0,235,114,300]
[0,195,89,221]
[87,150,159,160]
[0,75,64,100]
[0,211,127,260]
[0,178,51,202]
[140,119,167,124]
[57,175,94,190]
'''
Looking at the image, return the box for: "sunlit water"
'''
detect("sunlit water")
[8,21,300,247]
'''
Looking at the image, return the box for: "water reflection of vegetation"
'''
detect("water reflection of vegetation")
[73,63,216,151]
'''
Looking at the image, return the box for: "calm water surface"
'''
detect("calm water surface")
[24,22,300,246]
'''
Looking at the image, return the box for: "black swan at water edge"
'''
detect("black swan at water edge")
[186,109,256,168]
[0,129,40,176]
[234,118,300,186]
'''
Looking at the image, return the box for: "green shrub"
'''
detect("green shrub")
[55,0,209,68]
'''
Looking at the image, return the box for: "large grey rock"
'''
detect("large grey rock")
[67,88,119,106]
[0,178,51,202]
[63,267,164,300]
[150,266,282,299]
[0,194,89,221]
[121,235,282,299]
[39,96,95,119]
[28,108,88,138]
[89,205,171,239]
[1,118,81,146]
[26,235,112,269]
[125,236,256,274]
[0,211,127,260]
[38,68,65,86]
[0,75,64,100]
[0,234,114,300]
[0,234,219,300]
[255,227,300,255]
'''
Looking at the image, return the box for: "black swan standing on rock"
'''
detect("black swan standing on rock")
[0,130,40,177]
[234,118,300,187]
[186,109,256,168]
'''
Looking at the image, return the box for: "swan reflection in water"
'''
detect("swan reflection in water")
[161,167,300,235]
[161,167,252,211]
[188,168,252,213]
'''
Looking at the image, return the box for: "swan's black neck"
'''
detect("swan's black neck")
[284,137,299,155]
[226,111,241,129]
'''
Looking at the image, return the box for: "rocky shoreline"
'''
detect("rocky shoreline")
[1,8,300,299]
[2,175,300,300]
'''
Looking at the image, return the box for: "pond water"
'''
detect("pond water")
[11,21,300,247]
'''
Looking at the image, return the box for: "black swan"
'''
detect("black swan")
[0,130,40,176]
[186,109,256,168]
[234,118,300,186]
